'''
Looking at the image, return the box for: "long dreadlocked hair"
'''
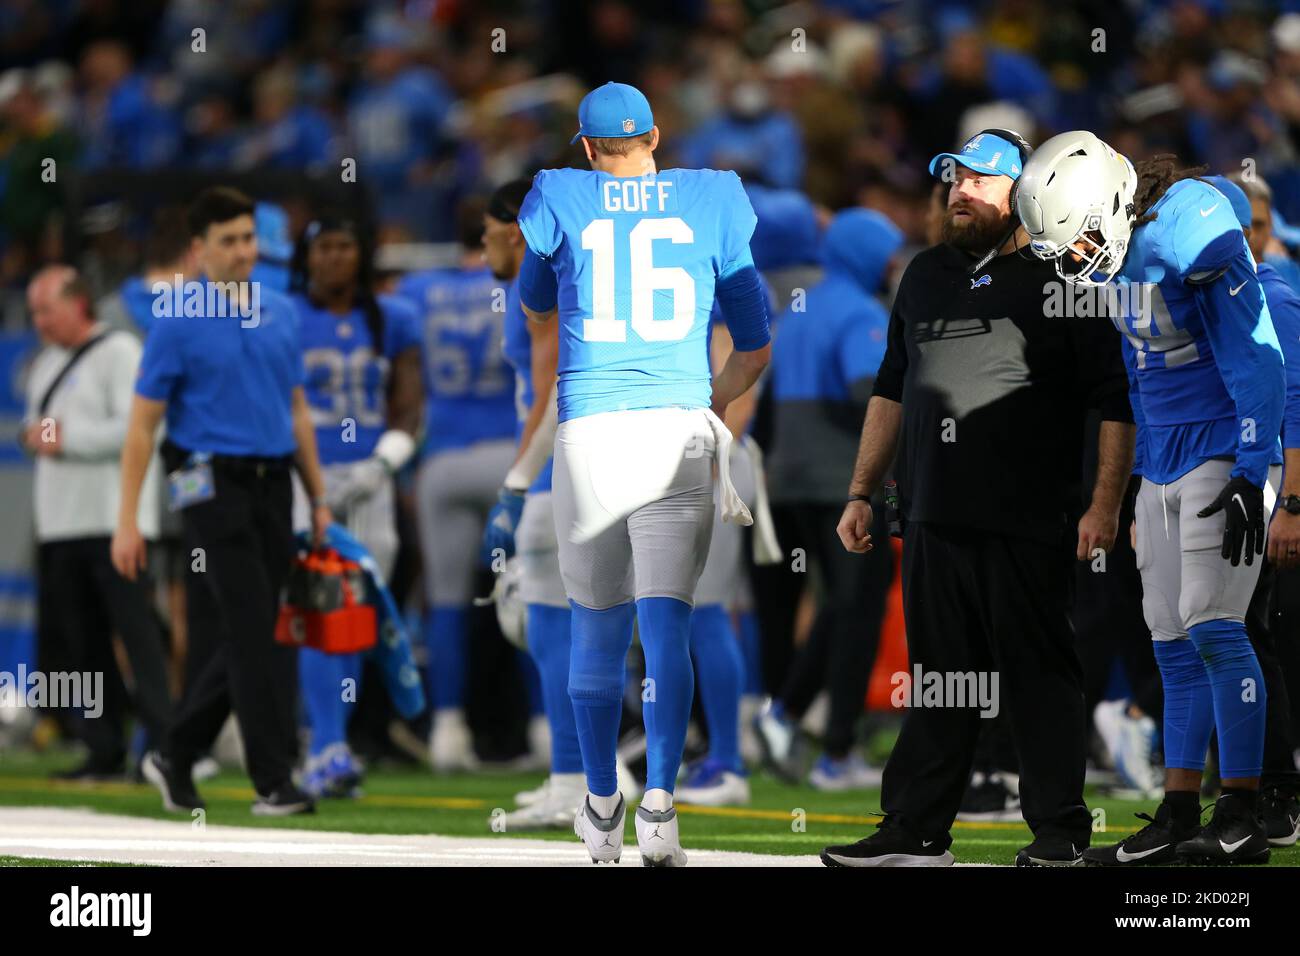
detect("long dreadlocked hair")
[1132,154,1209,227]
[289,212,385,353]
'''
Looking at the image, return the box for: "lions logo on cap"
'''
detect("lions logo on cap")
[623,118,635,133]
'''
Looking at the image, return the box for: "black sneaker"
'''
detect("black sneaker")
[1175,793,1270,865]
[1260,786,1300,847]
[956,771,1021,822]
[1015,833,1084,867]
[141,750,205,813]
[821,819,954,867]
[252,784,317,816]
[1084,801,1198,866]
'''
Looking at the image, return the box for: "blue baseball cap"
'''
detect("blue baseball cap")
[928,131,1025,182]
[1204,175,1252,230]
[571,82,654,145]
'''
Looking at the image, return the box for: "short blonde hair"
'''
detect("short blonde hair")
[584,131,655,157]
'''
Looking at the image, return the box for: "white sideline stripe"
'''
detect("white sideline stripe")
[0,808,823,867]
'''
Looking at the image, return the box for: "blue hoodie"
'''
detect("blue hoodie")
[766,208,904,502]
[744,182,821,272]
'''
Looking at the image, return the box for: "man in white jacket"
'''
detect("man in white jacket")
[23,265,171,779]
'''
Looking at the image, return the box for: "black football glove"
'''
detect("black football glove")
[1196,476,1265,567]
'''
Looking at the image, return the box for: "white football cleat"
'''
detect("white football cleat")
[753,699,802,781]
[514,778,549,807]
[498,776,585,831]
[1113,710,1159,796]
[1092,699,1125,765]
[1095,699,1160,797]
[574,794,625,864]
[190,756,221,782]
[529,767,636,809]
[429,708,479,773]
[808,752,883,791]
[676,759,751,806]
[635,804,687,867]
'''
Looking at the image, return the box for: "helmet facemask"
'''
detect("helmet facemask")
[1016,133,1137,288]
[1030,219,1130,288]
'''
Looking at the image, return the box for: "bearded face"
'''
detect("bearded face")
[941,193,1014,251]
[941,168,1015,252]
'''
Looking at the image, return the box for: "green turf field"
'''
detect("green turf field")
[0,750,1295,865]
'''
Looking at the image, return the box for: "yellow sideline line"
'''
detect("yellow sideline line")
[0,775,1119,832]
[0,777,484,811]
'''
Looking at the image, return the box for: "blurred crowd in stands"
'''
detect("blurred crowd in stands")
[5,0,1300,307]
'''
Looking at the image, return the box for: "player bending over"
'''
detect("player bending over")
[1017,133,1286,865]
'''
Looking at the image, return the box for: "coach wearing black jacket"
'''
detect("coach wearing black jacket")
[822,131,1135,867]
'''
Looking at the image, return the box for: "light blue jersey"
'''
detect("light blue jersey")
[1115,178,1284,486]
[518,167,758,422]
[500,276,553,492]
[293,293,421,465]
[396,266,517,455]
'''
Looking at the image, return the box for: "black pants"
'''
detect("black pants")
[1273,567,1300,745]
[1072,480,1163,721]
[970,714,1019,776]
[752,502,893,756]
[1245,563,1300,792]
[881,522,1092,846]
[161,454,297,796]
[36,537,172,767]
[748,504,804,696]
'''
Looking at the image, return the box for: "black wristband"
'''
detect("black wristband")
[847,493,871,503]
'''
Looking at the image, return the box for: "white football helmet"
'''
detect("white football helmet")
[481,557,527,651]
[1014,130,1138,286]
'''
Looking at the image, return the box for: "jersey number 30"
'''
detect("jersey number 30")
[580,217,695,343]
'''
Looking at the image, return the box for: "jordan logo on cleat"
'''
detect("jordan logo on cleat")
[647,826,664,841]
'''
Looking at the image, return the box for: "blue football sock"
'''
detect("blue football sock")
[300,648,361,757]
[423,606,468,711]
[528,603,582,774]
[1153,638,1214,772]
[737,610,764,697]
[1188,619,1267,779]
[689,603,743,773]
[569,601,635,796]
[638,596,695,793]
[518,649,544,718]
